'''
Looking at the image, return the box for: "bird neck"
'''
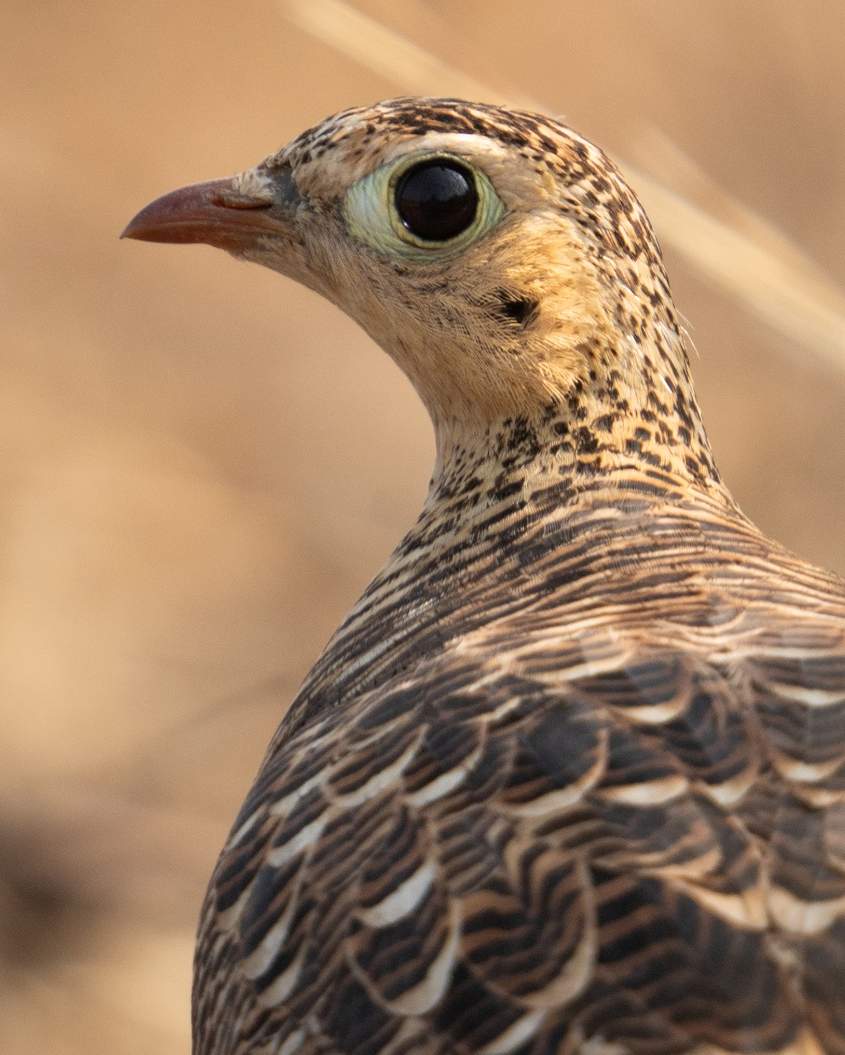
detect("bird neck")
[283,398,743,736]
[431,380,724,509]
[281,364,759,745]
[422,257,719,494]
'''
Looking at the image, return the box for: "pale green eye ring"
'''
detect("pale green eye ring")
[344,151,505,259]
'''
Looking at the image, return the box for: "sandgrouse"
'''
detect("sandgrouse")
[124,99,845,1055]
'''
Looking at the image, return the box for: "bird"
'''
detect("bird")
[123,98,845,1055]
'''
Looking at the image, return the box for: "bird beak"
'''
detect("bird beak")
[121,165,301,252]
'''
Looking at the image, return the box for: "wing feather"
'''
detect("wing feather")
[194,626,845,1055]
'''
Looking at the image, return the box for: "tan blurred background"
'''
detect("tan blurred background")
[1,1,844,1051]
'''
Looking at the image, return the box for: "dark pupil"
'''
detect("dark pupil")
[395,161,478,242]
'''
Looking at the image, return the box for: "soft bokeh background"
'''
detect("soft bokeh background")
[2,1,844,1051]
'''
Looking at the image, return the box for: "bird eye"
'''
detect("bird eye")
[394,160,478,242]
[344,151,505,259]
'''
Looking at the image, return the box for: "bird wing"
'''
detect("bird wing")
[193,622,845,1055]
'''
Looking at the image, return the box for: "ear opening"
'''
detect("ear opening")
[496,292,538,327]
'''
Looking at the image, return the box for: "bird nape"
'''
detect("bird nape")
[124,99,845,1055]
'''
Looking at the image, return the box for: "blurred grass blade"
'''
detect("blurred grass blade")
[279,0,845,374]
[279,0,513,103]
[634,130,845,374]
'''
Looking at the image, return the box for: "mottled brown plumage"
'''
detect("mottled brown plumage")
[124,99,845,1055]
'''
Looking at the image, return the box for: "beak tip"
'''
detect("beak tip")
[121,177,282,249]
[120,199,174,244]
[120,213,160,242]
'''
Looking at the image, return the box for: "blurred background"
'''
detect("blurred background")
[1,1,844,1051]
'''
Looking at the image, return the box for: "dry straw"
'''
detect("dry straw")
[280,0,845,375]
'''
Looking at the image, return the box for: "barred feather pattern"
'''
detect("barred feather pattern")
[193,426,845,1055]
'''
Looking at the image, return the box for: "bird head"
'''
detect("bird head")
[124,98,700,466]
